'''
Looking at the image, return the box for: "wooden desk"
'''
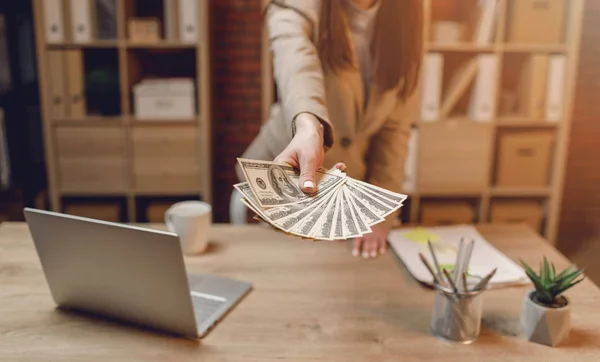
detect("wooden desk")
[1,223,599,361]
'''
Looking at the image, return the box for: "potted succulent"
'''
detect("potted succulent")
[519,257,584,347]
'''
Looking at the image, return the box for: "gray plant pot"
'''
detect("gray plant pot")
[520,290,571,347]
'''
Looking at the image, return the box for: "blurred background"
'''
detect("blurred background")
[0,0,598,282]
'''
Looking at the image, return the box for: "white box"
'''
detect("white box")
[133,79,196,120]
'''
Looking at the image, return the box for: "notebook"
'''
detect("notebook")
[388,224,530,288]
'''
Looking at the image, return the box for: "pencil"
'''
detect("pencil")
[419,253,444,286]
[473,268,498,291]
[427,240,443,279]
[443,268,459,294]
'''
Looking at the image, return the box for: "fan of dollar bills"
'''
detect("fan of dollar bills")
[234,158,407,241]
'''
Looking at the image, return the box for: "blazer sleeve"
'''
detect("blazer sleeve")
[266,0,334,148]
[365,88,419,229]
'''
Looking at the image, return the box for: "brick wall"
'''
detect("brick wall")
[557,0,600,253]
[210,0,263,222]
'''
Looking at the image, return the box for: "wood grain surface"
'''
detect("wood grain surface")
[1,222,599,361]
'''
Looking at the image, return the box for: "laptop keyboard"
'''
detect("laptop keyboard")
[190,291,227,323]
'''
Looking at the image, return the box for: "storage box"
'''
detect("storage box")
[146,202,173,223]
[506,0,566,44]
[490,200,544,232]
[431,21,464,44]
[421,201,476,226]
[55,126,128,192]
[128,18,161,43]
[64,203,121,222]
[496,130,554,187]
[417,122,493,191]
[133,78,196,120]
[132,126,200,193]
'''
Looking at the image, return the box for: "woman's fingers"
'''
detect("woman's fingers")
[365,236,380,258]
[352,237,363,257]
[298,152,318,193]
[334,162,347,172]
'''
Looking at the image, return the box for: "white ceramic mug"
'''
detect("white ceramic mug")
[165,201,212,255]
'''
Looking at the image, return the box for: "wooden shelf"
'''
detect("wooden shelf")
[126,42,197,49]
[51,116,125,126]
[496,118,560,128]
[33,0,213,222]
[418,189,485,197]
[501,44,568,53]
[130,118,198,125]
[489,187,551,197]
[426,43,496,52]
[47,41,120,49]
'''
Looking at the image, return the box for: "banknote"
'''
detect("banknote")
[235,158,406,241]
[237,158,346,208]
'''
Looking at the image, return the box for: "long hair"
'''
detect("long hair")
[317,0,423,101]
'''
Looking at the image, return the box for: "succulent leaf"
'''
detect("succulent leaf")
[520,258,585,306]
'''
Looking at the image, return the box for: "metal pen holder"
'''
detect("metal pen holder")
[430,279,485,344]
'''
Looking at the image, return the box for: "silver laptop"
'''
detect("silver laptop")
[23,207,252,339]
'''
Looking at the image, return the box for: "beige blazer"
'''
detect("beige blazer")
[239,0,421,227]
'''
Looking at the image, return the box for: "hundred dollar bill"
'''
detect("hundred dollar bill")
[237,158,346,208]
[348,179,407,205]
[343,187,370,235]
[234,179,342,225]
[286,191,336,237]
[307,192,337,240]
[346,190,385,226]
[330,191,345,240]
[340,189,361,239]
[345,182,394,218]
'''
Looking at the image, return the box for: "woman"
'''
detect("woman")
[237,0,423,259]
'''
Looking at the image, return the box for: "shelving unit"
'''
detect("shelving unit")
[32,0,211,222]
[258,0,583,245]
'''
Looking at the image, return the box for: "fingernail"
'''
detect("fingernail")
[380,248,386,254]
[370,250,377,258]
[303,181,314,189]
[352,249,359,257]
[362,251,369,259]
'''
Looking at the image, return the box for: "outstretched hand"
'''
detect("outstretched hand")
[274,113,325,194]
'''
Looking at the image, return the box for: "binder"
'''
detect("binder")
[519,55,549,120]
[47,50,68,118]
[439,57,478,119]
[473,0,498,45]
[70,0,93,43]
[420,53,443,122]
[43,0,65,43]
[65,49,86,118]
[179,0,198,43]
[545,55,567,122]
[164,0,179,42]
[468,54,498,122]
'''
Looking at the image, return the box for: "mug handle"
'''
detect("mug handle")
[165,208,176,233]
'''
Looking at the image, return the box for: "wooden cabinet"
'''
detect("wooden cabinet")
[132,126,199,193]
[55,127,128,192]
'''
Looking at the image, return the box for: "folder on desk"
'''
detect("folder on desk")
[388,225,530,288]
